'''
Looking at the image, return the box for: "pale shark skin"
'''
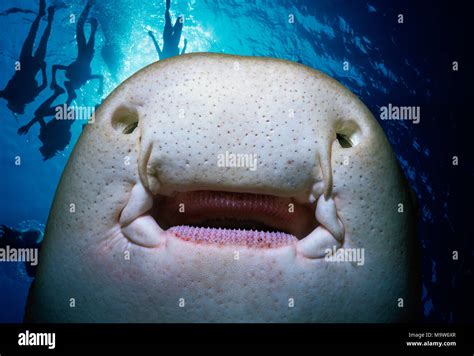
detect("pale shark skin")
[25,53,419,322]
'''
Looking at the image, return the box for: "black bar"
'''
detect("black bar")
[0,323,473,353]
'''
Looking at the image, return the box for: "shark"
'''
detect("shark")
[25,53,419,322]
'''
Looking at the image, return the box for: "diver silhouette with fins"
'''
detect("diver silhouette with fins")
[148,0,187,60]
[37,107,76,160]
[0,0,55,115]
[17,83,65,136]
[0,225,43,277]
[50,0,102,101]
[18,82,79,160]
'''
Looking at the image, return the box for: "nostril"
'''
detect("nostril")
[111,106,139,135]
[336,133,353,148]
[335,120,361,148]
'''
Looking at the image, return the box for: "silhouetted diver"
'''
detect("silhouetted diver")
[18,83,88,160]
[50,0,102,101]
[37,82,90,160]
[17,84,65,136]
[0,0,55,115]
[37,113,76,160]
[148,0,187,60]
[0,225,43,278]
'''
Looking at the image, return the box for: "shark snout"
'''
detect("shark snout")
[121,118,346,259]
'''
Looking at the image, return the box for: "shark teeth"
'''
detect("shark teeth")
[168,225,296,248]
[119,183,345,257]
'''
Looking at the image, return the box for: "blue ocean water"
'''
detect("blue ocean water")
[0,0,466,322]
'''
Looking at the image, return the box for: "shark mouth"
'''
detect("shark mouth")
[119,182,345,259]
[153,191,316,248]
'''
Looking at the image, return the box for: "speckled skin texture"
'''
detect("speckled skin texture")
[25,53,419,322]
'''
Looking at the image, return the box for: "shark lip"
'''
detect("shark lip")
[119,182,344,256]
[152,190,317,247]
